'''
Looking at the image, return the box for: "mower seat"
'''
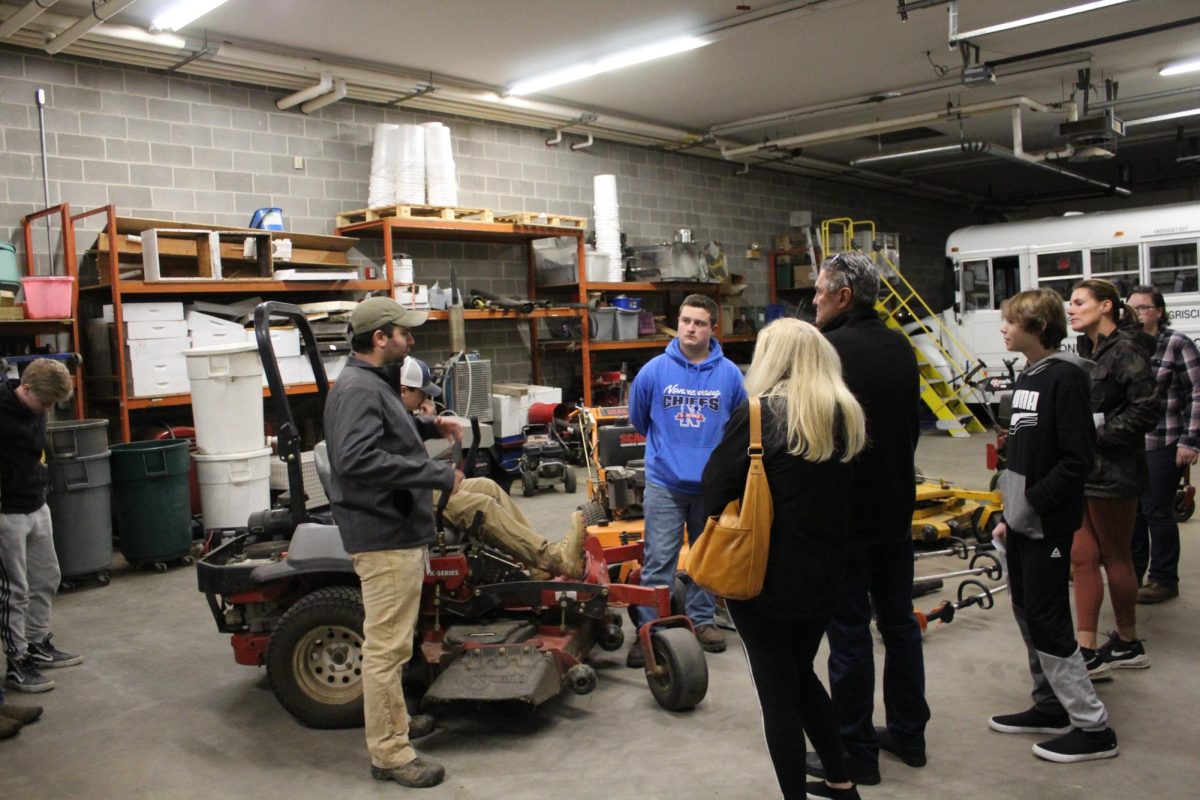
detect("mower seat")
[313,440,333,497]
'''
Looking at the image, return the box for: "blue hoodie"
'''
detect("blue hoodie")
[629,337,747,494]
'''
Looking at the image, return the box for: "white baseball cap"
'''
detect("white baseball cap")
[398,356,441,398]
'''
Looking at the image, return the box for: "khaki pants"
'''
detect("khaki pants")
[351,547,425,769]
[437,477,559,573]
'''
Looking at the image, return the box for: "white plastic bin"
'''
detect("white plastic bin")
[184,343,264,454]
[192,447,272,530]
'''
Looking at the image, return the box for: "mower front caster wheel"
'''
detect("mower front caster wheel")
[563,468,577,493]
[645,627,708,712]
[566,663,597,695]
[522,471,537,497]
[598,622,625,652]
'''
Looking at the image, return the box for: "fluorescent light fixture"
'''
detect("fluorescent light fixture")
[952,0,1133,43]
[100,24,188,50]
[1160,58,1200,77]
[151,0,233,33]
[850,145,964,166]
[507,36,710,96]
[1125,107,1200,127]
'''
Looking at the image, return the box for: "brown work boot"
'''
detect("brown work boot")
[371,756,445,788]
[0,716,20,740]
[695,623,727,653]
[551,511,587,579]
[1137,581,1179,604]
[625,641,645,669]
[0,703,43,725]
[408,713,435,740]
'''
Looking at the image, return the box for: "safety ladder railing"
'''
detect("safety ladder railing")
[820,218,987,438]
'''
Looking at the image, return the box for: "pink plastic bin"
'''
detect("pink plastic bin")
[21,276,74,319]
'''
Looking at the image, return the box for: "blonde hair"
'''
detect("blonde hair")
[21,358,73,405]
[743,318,866,463]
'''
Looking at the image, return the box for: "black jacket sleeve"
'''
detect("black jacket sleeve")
[701,399,751,518]
[1098,343,1159,449]
[1026,368,1095,514]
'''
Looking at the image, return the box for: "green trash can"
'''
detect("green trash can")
[109,440,192,570]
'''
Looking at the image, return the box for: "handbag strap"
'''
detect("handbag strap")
[748,396,763,457]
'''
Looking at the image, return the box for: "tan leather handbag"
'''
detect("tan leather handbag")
[687,396,773,600]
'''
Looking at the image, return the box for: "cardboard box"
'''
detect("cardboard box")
[774,233,792,252]
[793,265,816,288]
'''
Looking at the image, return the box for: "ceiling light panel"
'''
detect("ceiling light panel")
[507,36,710,96]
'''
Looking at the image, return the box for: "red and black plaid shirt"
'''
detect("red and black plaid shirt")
[1146,326,1200,452]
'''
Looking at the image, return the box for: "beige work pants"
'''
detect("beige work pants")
[351,547,425,769]
[437,477,557,573]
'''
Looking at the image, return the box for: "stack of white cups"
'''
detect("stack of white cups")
[424,122,458,206]
[394,124,425,204]
[367,123,400,208]
[593,174,623,281]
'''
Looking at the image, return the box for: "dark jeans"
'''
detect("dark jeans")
[827,537,930,762]
[729,601,846,799]
[1132,444,1182,588]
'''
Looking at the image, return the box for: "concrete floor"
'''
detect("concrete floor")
[2,432,1198,799]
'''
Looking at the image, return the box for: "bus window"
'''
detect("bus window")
[1037,251,1083,299]
[1149,241,1199,294]
[1090,245,1140,297]
[992,256,1019,308]
[962,260,990,311]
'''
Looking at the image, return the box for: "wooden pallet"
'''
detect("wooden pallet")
[495,212,587,229]
[336,204,495,228]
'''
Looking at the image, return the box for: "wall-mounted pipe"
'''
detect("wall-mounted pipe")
[545,129,562,147]
[299,78,346,114]
[569,132,594,151]
[276,71,332,110]
[43,0,137,54]
[0,0,60,39]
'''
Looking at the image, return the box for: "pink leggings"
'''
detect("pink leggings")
[1072,497,1139,633]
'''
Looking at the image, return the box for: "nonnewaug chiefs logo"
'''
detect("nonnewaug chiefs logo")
[662,384,720,428]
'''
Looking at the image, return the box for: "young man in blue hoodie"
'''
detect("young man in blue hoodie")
[625,294,746,667]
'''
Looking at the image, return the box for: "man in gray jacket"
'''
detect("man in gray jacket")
[323,296,462,790]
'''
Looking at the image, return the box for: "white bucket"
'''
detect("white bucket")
[184,343,264,454]
[192,447,272,530]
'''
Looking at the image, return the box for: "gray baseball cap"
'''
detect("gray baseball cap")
[350,296,429,335]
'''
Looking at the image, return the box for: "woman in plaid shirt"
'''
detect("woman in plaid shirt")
[1127,286,1200,604]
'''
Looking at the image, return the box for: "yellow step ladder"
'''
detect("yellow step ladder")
[820,218,987,438]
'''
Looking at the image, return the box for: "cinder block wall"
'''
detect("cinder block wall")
[0,45,977,387]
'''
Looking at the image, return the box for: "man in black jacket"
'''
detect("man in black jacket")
[323,297,462,790]
[806,252,927,786]
[989,288,1117,763]
[1,359,82,698]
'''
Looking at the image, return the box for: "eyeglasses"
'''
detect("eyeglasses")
[1132,305,1157,313]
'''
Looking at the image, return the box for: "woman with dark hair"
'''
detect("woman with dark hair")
[1126,285,1200,604]
[1066,279,1158,679]
[702,318,866,800]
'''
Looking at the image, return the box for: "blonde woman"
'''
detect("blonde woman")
[702,318,867,800]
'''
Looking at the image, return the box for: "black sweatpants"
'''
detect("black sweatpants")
[728,600,846,799]
[1007,531,1107,730]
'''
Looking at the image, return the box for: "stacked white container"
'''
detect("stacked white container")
[424,122,458,206]
[124,301,190,397]
[368,123,400,208]
[184,342,271,531]
[394,124,425,204]
[593,174,623,281]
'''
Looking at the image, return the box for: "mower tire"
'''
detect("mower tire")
[266,586,365,730]
[645,627,708,712]
[580,501,608,527]
[522,471,537,497]
[563,467,577,494]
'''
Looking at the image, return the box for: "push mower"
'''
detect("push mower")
[196,302,708,729]
[517,423,576,496]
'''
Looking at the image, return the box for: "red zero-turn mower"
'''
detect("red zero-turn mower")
[196,301,708,729]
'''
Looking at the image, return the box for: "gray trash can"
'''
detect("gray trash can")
[47,450,113,586]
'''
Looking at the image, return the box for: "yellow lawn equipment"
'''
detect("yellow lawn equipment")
[911,471,1002,545]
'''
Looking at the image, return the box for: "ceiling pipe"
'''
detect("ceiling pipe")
[276,71,332,110]
[299,78,346,114]
[43,0,138,54]
[987,15,1200,69]
[720,96,1051,159]
[0,0,60,39]
[989,144,1130,196]
[1090,84,1200,111]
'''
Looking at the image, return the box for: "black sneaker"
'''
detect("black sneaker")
[876,725,926,767]
[1032,727,1119,763]
[989,706,1071,735]
[1081,646,1114,681]
[5,655,55,693]
[28,635,82,669]
[805,779,862,800]
[804,751,881,786]
[1096,631,1150,670]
